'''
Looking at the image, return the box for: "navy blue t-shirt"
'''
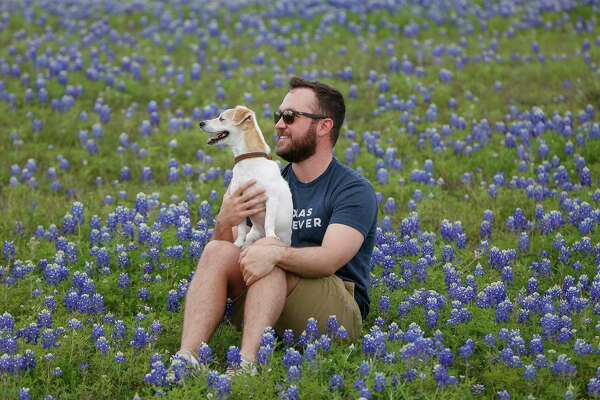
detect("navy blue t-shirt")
[281,157,378,319]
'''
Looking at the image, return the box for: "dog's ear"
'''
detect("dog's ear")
[231,107,253,126]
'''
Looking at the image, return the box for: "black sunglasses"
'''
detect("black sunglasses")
[273,109,329,125]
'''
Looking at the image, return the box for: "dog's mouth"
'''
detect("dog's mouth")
[207,130,229,145]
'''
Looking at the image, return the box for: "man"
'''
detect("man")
[174,77,378,375]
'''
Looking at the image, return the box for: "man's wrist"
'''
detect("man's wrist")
[214,215,231,230]
[273,245,288,266]
[212,215,233,241]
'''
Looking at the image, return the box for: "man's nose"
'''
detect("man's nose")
[274,118,286,129]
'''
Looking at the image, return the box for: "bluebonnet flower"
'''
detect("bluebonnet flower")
[91,324,105,341]
[118,273,129,289]
[166,289,180,312]
[374,372,387,393]
[150,320,161,337]
[283,348,302,369]
[113,352,126,363]
[326,315,339,336]
[484,334,496,348]
[1,312,15,333]
[551,354,576,376]
[433,364,457,388]
[459,339,475,361]
[96,336,109,355]
[336,326,349,341]
[144,360,168,387]
[588,375,600,396]
[518,232,530,253]
[226,346,241,369]
[438,347,453,367]
[305,317,319,341]
[37,309,52,328]
[540,313,561,337]
[303,343,317,362]
[138,287,149,302]
[130,327,148,350]
[480,220,492,239]
[285,385,299,400]
[358,360,370,377]
[524,364,537,381]
[376,168,389,185]
[257,345,273,366]
[425,309,439,328]
[329,374,344,391]
[379,295,390,313]
[19,388,31,400]
[573,339,593,356]
[441,245,454,263]
[3,241,15,261]
[318,335,331,353]
[287,365,301,382]
[502,266,514,285]
[383,198,396,215]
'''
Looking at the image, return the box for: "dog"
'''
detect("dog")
[199,105,293,248]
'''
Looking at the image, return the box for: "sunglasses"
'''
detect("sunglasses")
[273,109,329,125]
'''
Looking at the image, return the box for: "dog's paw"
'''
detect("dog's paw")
[265,234,281,242]
[242,237,258,249]
[233,238,245,248]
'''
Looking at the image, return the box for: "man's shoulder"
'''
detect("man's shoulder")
[331,159,376,194]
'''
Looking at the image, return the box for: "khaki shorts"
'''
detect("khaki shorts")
[230,274,362,341]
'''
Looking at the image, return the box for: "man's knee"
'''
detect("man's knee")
[200,240,238,261]
[196,240,240,273]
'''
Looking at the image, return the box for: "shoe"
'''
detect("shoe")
[166,350,207,385]
[225,357,258,377]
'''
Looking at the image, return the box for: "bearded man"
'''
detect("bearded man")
[172,76,377,376]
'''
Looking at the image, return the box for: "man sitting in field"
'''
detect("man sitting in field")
[173,76,378,376]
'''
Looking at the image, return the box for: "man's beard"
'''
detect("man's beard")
[276,120,318,163]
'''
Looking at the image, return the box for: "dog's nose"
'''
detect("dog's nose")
[198,121,206,128]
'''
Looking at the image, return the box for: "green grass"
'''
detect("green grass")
[1,2,600,400]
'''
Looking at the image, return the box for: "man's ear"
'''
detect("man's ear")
[231,106,253,126]
[318,118,334,138]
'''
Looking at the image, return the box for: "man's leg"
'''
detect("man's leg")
[179,240,246,354]
[239,267,299,361]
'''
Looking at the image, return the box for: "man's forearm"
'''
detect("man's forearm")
[275,245,338,278]
[212,218,234,242]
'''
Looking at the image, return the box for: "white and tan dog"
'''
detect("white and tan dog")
[199,105,293,248]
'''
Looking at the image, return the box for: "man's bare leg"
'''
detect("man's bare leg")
[240,268,299,361]
[179,240,246,354]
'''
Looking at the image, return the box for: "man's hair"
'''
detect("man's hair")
[289,76,345,146]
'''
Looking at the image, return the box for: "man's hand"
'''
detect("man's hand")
[217,179,268,229]
[239,239,287,286]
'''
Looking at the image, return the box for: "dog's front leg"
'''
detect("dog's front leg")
[264,196,280,240]
[242,226,262,249]
[233,223,249,248]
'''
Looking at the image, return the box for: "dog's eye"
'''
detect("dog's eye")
[219,117,224,122]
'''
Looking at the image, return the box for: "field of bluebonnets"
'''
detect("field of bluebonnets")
[2,0,600,399]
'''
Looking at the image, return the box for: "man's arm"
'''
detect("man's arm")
[240,223,364,285]
[275,224,364,277]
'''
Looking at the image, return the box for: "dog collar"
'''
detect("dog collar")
[233,152,271,165]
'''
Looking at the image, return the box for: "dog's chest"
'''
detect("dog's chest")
[230,160,280,194]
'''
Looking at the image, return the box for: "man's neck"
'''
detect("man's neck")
[291,151,333,183]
